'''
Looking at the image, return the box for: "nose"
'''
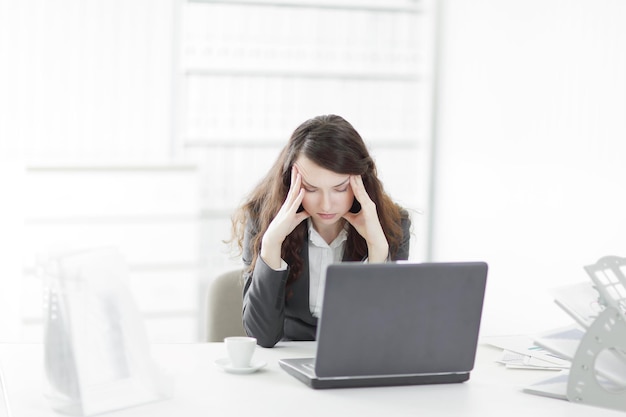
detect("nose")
[321,191,332,212]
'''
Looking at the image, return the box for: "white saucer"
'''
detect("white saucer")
[214,358,267,374]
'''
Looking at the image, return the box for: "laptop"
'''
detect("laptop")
[279,261,488,389]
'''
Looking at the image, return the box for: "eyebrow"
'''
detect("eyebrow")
[302,177,350,189]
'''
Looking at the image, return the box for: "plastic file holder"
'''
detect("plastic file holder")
[42,247,172,416]
[567,256,626,411]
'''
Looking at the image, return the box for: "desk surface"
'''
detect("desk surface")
[0,342,623,417]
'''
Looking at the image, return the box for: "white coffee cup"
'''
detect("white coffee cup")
[224,336,257,368]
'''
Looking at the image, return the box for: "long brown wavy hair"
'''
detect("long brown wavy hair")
[231,114,406,287]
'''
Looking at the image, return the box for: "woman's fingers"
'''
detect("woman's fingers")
[289,188,304,212]
[284,167,302,207]
[350,175,373,207]
[283,171,309,223]
[286,167,297,199]
[293,188,311,220]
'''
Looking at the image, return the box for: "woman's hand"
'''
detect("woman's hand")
[342,175,389,263]
[261,166,310,269]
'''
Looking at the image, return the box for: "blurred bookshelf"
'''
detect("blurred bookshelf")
[12,0,436,343]
[177,0,435,263]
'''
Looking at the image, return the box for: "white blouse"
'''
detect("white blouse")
[307,220,347,318]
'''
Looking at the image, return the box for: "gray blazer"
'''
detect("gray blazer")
[242,213,411,348]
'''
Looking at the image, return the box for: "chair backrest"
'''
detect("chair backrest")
[205,268,247,342]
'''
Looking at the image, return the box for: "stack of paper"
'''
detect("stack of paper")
[486,255,626,412]
[482,334,569,371]
[485,281,603,374]
[549,281,604,329]
[528,323,626,396]
[525,278,626,401]
[528,280,604,365]
[520,282,600,400]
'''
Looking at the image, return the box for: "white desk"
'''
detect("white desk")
[0,342,623,417]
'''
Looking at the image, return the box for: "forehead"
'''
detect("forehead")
[294,156,349,187]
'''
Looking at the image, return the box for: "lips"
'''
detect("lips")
[317,213,336,220]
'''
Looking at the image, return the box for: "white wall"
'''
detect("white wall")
[434,0,626,336]
[0,0,25,340]
[0,159,24,340]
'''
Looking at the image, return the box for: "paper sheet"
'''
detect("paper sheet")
[482,334,570,369]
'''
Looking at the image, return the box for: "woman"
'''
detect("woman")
[231,114,411,347]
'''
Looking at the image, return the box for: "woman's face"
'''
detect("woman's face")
[293,155,354,231]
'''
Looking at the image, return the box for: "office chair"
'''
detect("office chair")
[205,268,247,342]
